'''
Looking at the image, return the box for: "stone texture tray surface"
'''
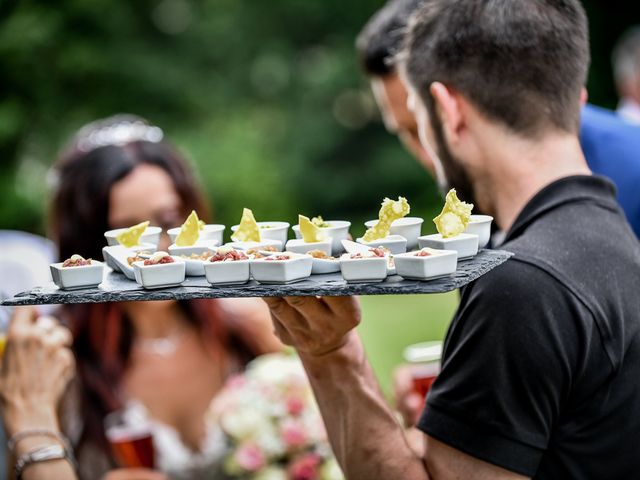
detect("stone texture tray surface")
[2,250,512,306]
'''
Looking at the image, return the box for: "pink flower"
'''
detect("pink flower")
[288,453,321,480]
[286,395,306,416]
[281,420,308,449]
[235,442,266,472]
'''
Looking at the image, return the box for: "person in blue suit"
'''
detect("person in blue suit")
[581,104,640,237]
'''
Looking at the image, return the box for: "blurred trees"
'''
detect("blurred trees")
[0,0,638,236]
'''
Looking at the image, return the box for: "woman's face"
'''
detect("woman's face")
[108,164,182,252]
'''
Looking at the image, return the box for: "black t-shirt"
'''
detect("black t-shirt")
[417,176,640,479]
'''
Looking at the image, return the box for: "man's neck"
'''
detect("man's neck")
[480,130,591,233]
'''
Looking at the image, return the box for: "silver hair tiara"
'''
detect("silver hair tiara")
[76,120,164,152]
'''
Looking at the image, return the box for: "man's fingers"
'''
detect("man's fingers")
[283,296,330,323]
[322,296,361,327]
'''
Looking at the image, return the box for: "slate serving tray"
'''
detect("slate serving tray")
[1,250,512,306]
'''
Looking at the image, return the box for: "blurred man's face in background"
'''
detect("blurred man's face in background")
[370,72,436,175]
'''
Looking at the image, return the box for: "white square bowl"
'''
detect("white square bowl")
[292,220,351,255]
[132,257,186,289]
[104,226,162,247]
[339,255,388,283]
[168,241,220,258]
[50,261,104,290]
[203,259,251,285]
[418,233,479,260]
[356,235,407,255]
[176,249,216,276]
[394,248,458,281]
[167,224,225,246]
[250,253,313,284]
[225,239,283,252]
[102,243,156,278]
[464,215,493,249]
[364,217,424,251]
[231,221,290,247]
[311,258,341,275]
[285,238,332,256]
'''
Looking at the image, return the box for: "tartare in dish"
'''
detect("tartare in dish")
[143,251,175,266]
[210,247,248,262]
[308,249,336,260]
[63,255,92,267]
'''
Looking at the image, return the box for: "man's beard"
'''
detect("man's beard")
[429,108,479,210]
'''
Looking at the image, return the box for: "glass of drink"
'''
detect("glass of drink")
[403,341,443,400]
[104,409,156,469]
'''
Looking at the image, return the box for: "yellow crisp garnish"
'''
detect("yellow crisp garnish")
[299,215,326,243]
[434,189,474,238]
[231,208,261,242]
[311,216,331,228]
[116,221,149,247]
[363,197,410,242]
[175,210,202,246]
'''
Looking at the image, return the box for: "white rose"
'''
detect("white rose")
[253,466,288,480]
[320,457,345,480]
[221,409,270,441]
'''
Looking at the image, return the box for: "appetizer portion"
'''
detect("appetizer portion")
[167,211,225,246]
[339,248,388,283]
[292,217,351,255]
[250,252,313,284]
[357,197,410,254]
[418,189,479,259]
[203,247,251,286]
[307,249,340,275]
[105,221,162,247]
[131,251,185,289]
[50,255,104,290]
[63,254,92,267]
[286,215,332,256]
[230,208,288,250]
[394,248,458,281]
[364,217,424,251]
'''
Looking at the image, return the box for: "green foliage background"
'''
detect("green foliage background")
[1,0,638,238]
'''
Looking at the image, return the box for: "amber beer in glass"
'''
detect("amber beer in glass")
[104,410,155,469]
[403,341,443,400]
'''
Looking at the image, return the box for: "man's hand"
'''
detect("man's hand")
[263,296,361,357]
[0,307,75,435]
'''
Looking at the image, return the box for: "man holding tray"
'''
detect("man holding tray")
[265,1,640,479]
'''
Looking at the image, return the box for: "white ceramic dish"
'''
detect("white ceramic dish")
[250,253,313,284]
[356,235,407,255]
[418,233,479,260]
[364,217,424,251]
[104,226,162,247]
[464,215,493,249]
[132,257,185,289]
[311,257,341,275]
[285,238,332,256]
[50,260,104,290]
[394,248,458,280]
[339,254,388,283]
[102,243,156,277]
[203,258,251,285]
[231,222,290,247]
[292,220,351,255]
[225,239,283,252]
[167,224,225,246]
[168,241,220,258]
[177,250,216,276]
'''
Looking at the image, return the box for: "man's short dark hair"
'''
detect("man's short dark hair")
[356,0,423,77]
[404,0,590,136]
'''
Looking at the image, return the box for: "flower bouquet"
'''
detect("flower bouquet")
[211,353,344,480]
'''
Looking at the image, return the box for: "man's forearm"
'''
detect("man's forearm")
[299,331,430,480]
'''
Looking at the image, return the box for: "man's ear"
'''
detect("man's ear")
[580,87,588,106]
[429,82,463,143]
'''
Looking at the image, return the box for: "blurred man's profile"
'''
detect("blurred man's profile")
[613,26,640,124]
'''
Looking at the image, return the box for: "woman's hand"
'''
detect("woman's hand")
[0,306,75,436]
[102,468,168,480]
